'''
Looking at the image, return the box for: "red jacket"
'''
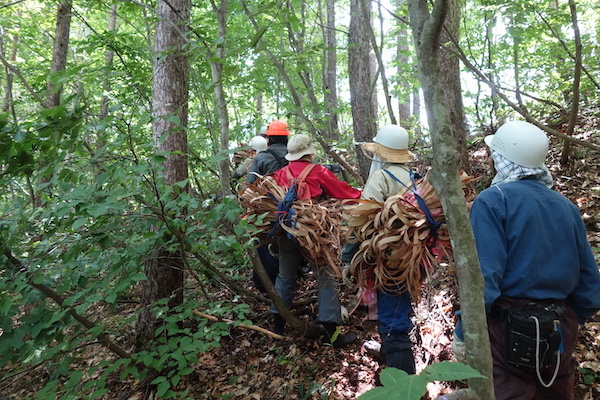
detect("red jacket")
[273,160,362,200]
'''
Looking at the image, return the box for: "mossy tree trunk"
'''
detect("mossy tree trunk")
[406,0,495,398]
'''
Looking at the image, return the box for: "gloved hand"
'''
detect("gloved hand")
[342,263,353,287]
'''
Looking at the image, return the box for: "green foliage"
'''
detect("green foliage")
[359,362,486,400]
[578,367,598,386]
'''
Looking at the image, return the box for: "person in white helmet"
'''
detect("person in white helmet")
[455,120,600,399]
[341,124,419,374]
[231,135,268,180]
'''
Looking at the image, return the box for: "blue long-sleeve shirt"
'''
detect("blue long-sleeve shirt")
[470,179,600,322]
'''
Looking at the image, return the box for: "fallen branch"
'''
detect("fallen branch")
[192,309,285,340]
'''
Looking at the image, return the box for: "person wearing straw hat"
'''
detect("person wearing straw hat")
[270,133,362,348]
[453,120,600,399]
[341,124,419,374]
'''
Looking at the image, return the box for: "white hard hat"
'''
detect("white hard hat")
[373,124,409,150]
[484,120,548,168]
[361,124,413,163]
[249,135,268,151]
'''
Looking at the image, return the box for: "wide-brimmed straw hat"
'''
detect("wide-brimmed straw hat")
[285,134,316,161]
[361,124,415,163]
[361,142,415,163]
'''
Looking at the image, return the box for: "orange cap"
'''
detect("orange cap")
[265,119,291,136]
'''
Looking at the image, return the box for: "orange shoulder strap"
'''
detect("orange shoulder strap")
[297,163,316,181]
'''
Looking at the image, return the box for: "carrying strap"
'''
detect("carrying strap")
[286,162,316,200]
[382,169,443,233]
[266,148,288,170]
[267,163,316,238]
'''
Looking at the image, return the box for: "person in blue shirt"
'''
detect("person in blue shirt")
[457,120,600,400]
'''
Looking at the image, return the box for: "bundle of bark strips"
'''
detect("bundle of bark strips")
[342,172,477,300]
[238,175,345,276]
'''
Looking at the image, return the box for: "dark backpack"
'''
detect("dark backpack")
[266,148,288,170]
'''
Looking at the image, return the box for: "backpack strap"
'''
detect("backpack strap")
[267,163,316,238]
[266,148,287,169]
[382,169,442,233]
[292,163,316,199]
[297,163,316,181]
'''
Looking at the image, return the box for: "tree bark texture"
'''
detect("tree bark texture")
[47,0,72,108]
[98,4,118,149]
[560,0,582,166]
[323,0,340,140]
[406,1,495,398]
[1,26,19,123]
[439,0,469,173]
[209,0,232,197]
[138,0,190,346]
[348,0,377,181]
[395,23,412,127]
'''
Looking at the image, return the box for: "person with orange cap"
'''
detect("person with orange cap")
[245,120,292,294]
[246,119,291,184]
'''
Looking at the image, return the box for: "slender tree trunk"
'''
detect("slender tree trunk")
[349,0,377,181]
[255,91,263,132]
[1,26,19,124]
[323,0,339,140]
[485,13,499,126]
[47,0,72,108]
[406,1,494,398]
[138,0,190,346]
[560,0,582,166]
[395,22,412,126]
[98,3,118,149]
[440,0,469,172]
[367,1,396,124]
[209,0,231,197]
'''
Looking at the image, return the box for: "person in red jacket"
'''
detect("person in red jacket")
[270,134,361,347]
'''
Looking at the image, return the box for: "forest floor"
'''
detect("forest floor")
[169,115,600,400]
[1,114,599,400]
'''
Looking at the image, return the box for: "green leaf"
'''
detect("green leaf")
[72,218,88,230]
[361,368,429,400]
[422,361,487,382]
[151,376,167,385]
[131,272,147,282]
[105,293,117,303]
[156,380,171,397]
[358,387,392,399]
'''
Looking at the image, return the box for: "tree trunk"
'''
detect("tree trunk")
[209,0,232,197]
[395,19,412,127]
[322,0,339,140]
[47,0,72,108]
[406,1,495,398]
[137,0,190,346]
[367,1,396,124]
[348,0,377,181]
[439,0,469,172]
[98,3,118,149]
[1,24,19,123]
[560,0,582,166]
